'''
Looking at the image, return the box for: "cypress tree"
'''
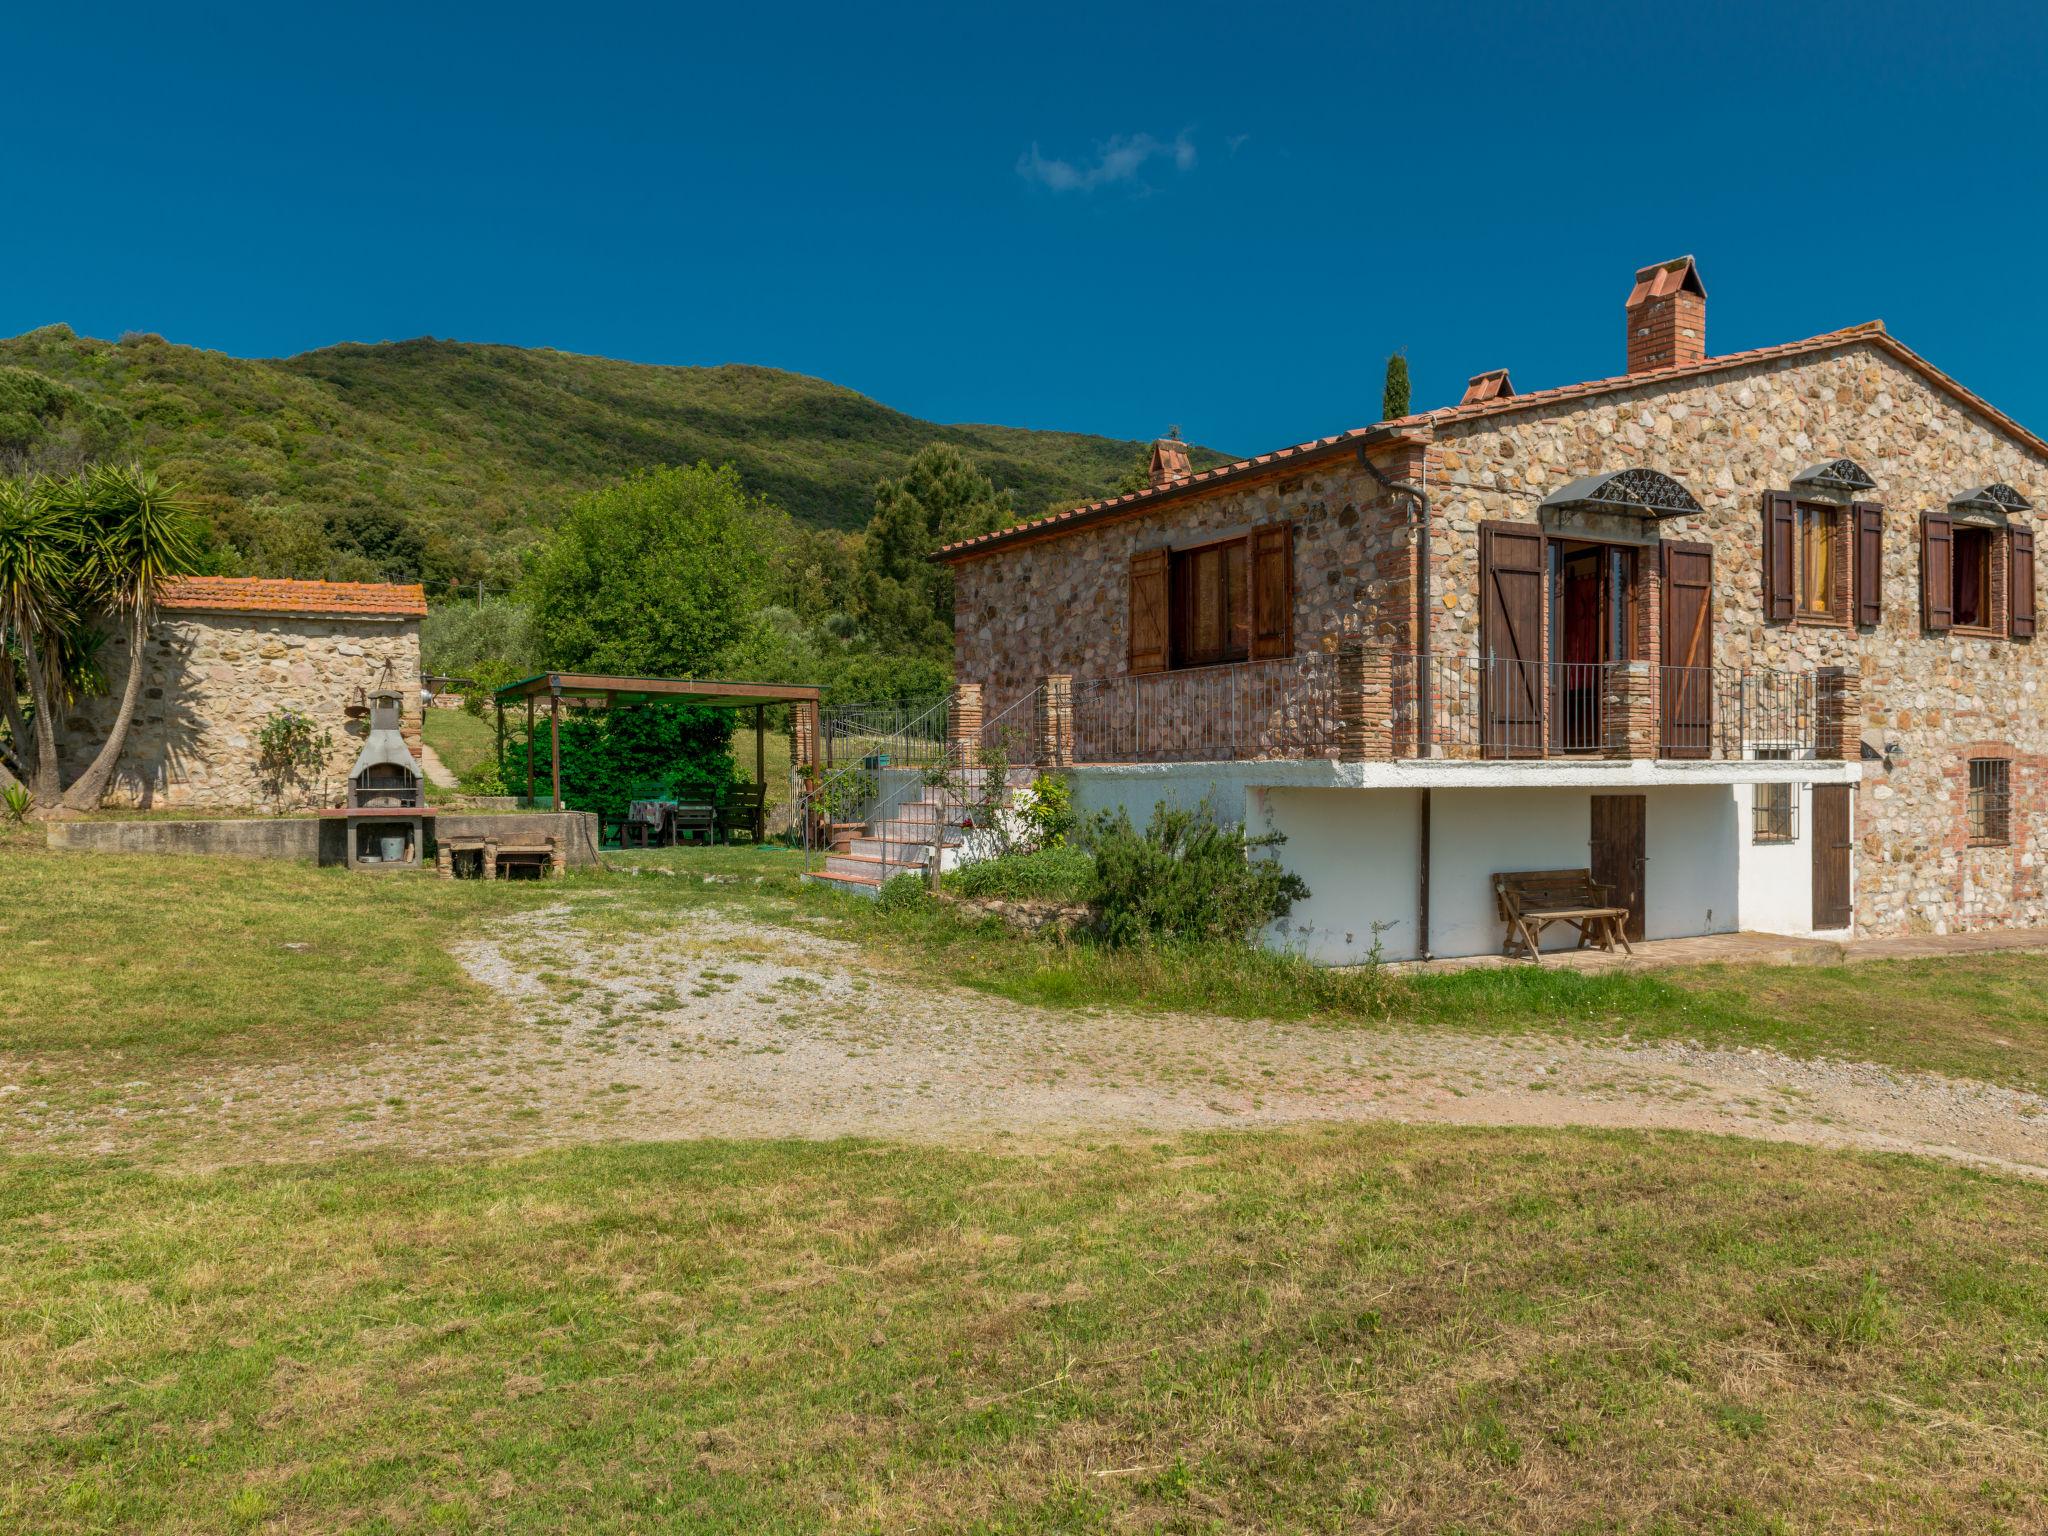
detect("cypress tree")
[1381,351,1411,420]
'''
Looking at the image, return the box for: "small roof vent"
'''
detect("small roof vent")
[1951,482,2032,514]
[1541,466,1704,519]
[1460,368,1514,406]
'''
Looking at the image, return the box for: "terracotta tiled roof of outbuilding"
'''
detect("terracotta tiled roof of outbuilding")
[157,577,429,618]
[932,320,2048,563]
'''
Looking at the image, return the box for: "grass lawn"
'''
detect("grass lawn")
[5,1129,2046,1533]
[5,841,2048,1530]
[421,708,500,781]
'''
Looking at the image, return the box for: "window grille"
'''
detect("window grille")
[1752,746,1798,843]
[1968,757,2011,845]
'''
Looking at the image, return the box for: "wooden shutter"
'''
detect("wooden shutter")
[1479,521,1545,756]
[1249,523,1294,660]
[1128,548,1169,674]
[1660,541,1714,759]
[1762,491,1797,621]
[2011,525,2037,639]
[1852,502,1883,627]
[1922,511,1953,632]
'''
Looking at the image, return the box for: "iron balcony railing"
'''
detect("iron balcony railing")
[1070,652,1344,764]
[1386,653,1817,761]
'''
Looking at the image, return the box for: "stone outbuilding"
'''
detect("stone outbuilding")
[59,577,426,810]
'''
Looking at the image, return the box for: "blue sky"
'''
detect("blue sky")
[7,0,2046,458]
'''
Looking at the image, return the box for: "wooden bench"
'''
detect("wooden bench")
[1494,869,1633,963]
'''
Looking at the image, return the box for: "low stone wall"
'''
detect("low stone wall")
[435,812,603,868]
[47,811,603,869]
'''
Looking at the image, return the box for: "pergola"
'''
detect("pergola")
[492,672,822,812]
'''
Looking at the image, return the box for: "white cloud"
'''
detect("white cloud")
[1017,130,1197,193]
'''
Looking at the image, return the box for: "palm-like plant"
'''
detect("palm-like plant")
[56,464,202,810]
[0,475,78,801]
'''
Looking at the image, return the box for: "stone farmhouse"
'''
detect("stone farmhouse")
[59,577,426,810]
[938,257,2048,962]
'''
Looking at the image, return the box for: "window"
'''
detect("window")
[1797,504,1839,617]
[1923,511,2021,636]
[1953,525,1996,630]
[1127,524,1294,676]
[1752,746,1797,843]
[1170,536,1250,667]
[1764,491,1870,624]
[1968,757,2011,845]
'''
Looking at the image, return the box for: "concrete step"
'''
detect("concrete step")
[826,849,929,881]
[804,868,881,898]
[850,831,959,860]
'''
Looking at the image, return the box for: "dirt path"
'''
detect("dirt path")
[10,903,2047,1174]
[416,740,460,788]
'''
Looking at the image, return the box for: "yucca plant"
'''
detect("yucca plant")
[56,464,203,811]
[1,782,31,823]
[0,474,78,802]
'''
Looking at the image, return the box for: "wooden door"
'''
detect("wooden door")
[1481,522,1545,756]
[1590,794,1647,941]
[1660,541,1714,758]
[1812,784,1853,930]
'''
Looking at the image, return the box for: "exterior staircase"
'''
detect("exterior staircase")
[807,768,1032,895]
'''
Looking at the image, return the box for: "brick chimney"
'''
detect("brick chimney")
[1147,428,1191,489]
[1625,255,1706,374]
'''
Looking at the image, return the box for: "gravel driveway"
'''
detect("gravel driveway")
[14,903,2048,1174]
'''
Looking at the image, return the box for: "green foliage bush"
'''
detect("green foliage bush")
[1087,803,1310,948]
[526,464,765,678]
[505,702,736,815]
[1020,773,1076,848]
[456,757,507,797]
[944,845,1095,903]
[876,872,933,912]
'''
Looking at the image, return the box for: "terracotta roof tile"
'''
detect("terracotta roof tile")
[158,577,429,618]
[934,320,2048,563]
[1626,254,1706,306]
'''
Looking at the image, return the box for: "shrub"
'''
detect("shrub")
[457,758,507,797]
[944,845,1095,904]
[254,707,332,805]
[1087,802,1309,948]
[877,871,933,912]
[2,783,31,822]
[1019,772,1076,848]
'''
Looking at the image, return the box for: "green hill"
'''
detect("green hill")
[0,325,1224,589]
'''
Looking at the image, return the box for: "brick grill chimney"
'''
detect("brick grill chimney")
[1625,256,1706,374]
[1147,428,1191,489]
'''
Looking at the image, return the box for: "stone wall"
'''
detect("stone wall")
[1423,339,2048,935]
[57,613,422,810]
[952,335,2048,936]
[952,455,1415,758]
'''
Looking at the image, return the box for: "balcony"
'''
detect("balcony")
[1061,646,1853,768]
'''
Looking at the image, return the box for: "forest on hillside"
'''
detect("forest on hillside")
[0,324,1222,591]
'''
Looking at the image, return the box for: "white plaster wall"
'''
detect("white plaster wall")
[1643,785,1742,942]
[1260,783,1743,963]
[1070,761,1271,827]
[1254,788,1423,964]
[1733,783,1856,937]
